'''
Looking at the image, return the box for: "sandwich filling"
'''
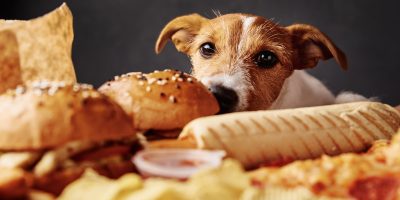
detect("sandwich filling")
[0,136,139,177]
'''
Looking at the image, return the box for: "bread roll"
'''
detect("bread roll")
[0,81,135,150]
[179,102,400,168]
[99,69,219,130]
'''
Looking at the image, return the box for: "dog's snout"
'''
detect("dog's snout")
[209,85,238,114]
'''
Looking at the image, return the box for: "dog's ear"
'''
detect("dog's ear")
[286,24,347,70]
[155,14,208,54]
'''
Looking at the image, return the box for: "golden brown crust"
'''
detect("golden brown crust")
[0,82,135,150]
[99,70,219,130]
[33,160,136,195]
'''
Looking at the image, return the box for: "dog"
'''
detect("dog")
[155,13,367,113]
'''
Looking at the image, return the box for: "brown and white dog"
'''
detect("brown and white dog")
[155,13,366,113]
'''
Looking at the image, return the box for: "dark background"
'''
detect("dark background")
[1,1,399,105]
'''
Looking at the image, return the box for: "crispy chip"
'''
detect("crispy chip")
[58,169,142,200]
[59,160,252,200]
[60,159,331,200]
[0,3,76,94]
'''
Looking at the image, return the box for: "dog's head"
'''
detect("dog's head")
[155,13,347,113]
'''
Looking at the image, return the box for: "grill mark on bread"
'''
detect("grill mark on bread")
[305,114,333,154]
[305,114,324,128]
[326,111,347,125]
[235,119,262,163]
[289,144,300,159]
[249,117,267,133]
[319,113,356,149]
[327,112,362,147]
[278,116,313,158]
[235,120,248,132]
[296,135,314,158]
[351,129,368,147]
[261,116,281,132]
[346,114,378,140]
[370,107,400,132]
[325,131,342,154]
[275,116,308,158]
[359,110,392,138]
[208,127,234,156]
[292,115,310,131]
[220,123,236,137]
[278,116,296,132]
[312,134,329,154]
[329,109,370,146]
[381,106,400,121]
[286,115,313,157]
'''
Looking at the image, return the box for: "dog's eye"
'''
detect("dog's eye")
[255,51,277,68]
[199,42,216,58]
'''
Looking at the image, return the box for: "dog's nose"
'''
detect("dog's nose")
[209,85,238,114]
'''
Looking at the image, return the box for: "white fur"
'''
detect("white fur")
[238,16,256,53]
[201,70,367,111]
[270,71,368,110]
[335,91,369,104]
[200,69,253,111]
[242,16,256,33]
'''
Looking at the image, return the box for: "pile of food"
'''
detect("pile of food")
[1,3,400,200]
[58,131,400,200]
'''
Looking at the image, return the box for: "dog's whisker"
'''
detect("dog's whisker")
[212,9,222,17]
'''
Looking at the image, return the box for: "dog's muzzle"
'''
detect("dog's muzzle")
[209,85,238,114]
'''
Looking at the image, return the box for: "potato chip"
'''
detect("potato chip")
[60,160,252,200]
[0,3,76,94]
[58,169,142,200]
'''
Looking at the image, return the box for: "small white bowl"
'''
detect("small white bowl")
[132,149,226,179]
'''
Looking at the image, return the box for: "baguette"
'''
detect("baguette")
[179,102,400,168]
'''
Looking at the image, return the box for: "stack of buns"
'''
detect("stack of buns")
[0,69,220,198]
[0,82,139,197]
